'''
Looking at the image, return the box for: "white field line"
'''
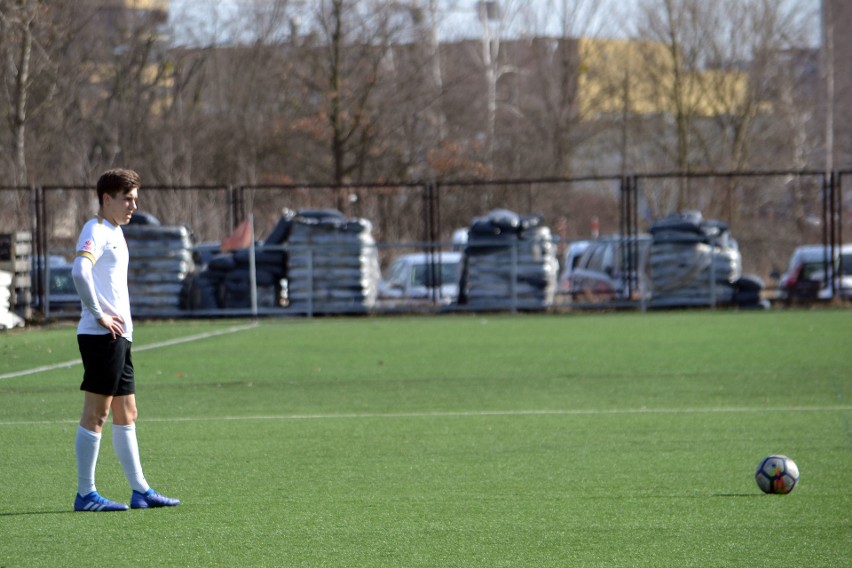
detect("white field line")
[0,405,849,427]
[0,322,258,382]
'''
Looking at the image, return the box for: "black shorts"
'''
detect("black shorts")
[77,335,135,396]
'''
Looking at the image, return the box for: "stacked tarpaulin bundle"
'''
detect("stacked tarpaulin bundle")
[648,211,746,307]
[185,209,378,314]
[0,270,24,329]
[285,209,380,314]
[123,214,196,316]
[458,209,558,310]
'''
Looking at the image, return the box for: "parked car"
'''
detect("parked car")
[567,234,652,303]
[29,256,78,315]
[46,263,80,314]
[776,244,852,303]
[557,240,591,295]
[379,251,462,305]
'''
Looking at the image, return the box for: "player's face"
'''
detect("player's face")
[103,188,138,226]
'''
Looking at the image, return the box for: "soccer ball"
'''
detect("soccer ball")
[755,455,799,494]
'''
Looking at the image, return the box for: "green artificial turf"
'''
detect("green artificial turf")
[0,310,849,567]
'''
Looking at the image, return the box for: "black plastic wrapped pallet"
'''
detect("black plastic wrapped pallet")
[233,248,287,269]
[283,210,379,313]
[459,209,557,309]
[648,210,756,307]
[123,217,197,315]
[732,275,765,306]
[648,211,705,234]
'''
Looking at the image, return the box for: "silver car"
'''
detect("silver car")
[379,252,462,305]
[567,235,652,303]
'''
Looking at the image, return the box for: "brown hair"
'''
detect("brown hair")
[96,168,140,205]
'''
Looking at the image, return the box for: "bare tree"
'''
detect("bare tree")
[0,0,55,186]
[634,0,706,196]
[287,0,418,204]
[0,0,98,235]
[509,0,611,178]
[632,0,819,215]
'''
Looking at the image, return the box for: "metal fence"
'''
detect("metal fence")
[0,169,847,320]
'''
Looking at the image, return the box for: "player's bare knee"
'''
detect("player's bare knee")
[119,409,138,425]
[112,404,137,426]
[81,409,110,431]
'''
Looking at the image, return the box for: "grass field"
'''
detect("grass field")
[0,310,849,567]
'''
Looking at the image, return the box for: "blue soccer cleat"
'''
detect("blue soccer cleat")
[74,491,129,512]
[130,488,180,509]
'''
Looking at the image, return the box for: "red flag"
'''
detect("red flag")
[220,219,252,252]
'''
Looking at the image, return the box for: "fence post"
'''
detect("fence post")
[423,181,442,304]
[32,185,45,318]
[510,240,518,314]
[248,213,257,319]
[821,172,833,297]
[835,173,845,298]
[619,175,640,301]
[307,247,314,319]
[828,171,841,299]
[709,244,716,308]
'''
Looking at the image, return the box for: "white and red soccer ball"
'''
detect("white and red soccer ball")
[755,455,799,494]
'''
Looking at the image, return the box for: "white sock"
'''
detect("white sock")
[112,423,150,494]
[75,425,101,496]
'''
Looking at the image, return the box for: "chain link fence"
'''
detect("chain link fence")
[0,170,847,322]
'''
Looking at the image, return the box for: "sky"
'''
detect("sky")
[167,0,821,48]
[167,0,643,46]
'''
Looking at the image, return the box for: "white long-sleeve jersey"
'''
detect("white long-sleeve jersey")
[71,216,133,341]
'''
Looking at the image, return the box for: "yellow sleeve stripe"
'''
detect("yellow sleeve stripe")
[77,251,95,264]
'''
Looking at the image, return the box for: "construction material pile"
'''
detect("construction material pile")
[0,270,24,329]
[458,209,558,310]
[0,231,31,323]
[122,216,196,316]
[285,210,380,314]
[187,209,379,314]
[648,211,743,307]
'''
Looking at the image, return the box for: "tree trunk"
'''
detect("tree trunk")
[11,0,35,186]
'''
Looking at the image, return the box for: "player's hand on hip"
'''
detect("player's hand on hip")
[97,314,125,339]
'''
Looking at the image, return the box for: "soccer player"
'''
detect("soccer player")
[71,168,180,512]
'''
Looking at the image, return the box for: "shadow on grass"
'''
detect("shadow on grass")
[0,509,81,516]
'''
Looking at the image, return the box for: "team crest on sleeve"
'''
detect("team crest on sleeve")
[82,240,94,252]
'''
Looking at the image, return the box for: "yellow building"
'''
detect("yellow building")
[577,37,749,118]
